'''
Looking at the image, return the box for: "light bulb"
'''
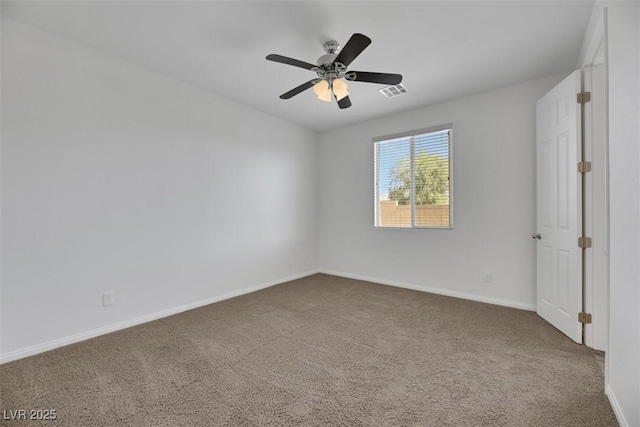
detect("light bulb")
[332,78,349,101]
[313,80,332,102]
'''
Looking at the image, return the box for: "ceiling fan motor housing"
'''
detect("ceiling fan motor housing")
[317,40,340,67]
[315,41,347,81]
[317,53,337,67]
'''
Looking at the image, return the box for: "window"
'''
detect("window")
[374,124,452,228]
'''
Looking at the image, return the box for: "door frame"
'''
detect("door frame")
[582,64,606,351]
[579,7,609,356]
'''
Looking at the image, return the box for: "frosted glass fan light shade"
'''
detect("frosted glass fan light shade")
[332,78,349,101]
[313,80,332,102]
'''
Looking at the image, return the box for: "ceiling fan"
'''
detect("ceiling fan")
[266,33,403,109]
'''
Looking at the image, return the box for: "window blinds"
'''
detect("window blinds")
[374,126,451,228]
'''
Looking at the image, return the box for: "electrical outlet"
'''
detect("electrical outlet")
[102,291,115,307]
[483,271,492,283]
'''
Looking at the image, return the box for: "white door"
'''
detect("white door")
[535,70,583,343]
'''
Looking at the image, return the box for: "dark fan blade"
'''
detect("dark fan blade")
[333,33,371,67]
[350,71,403,85]
[337,95,352,109]
[266,54,316,70]
[280,80,316,99]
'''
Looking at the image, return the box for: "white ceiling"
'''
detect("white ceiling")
[2,1,594,132]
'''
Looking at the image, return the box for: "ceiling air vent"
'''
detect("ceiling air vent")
[379,83,408,98]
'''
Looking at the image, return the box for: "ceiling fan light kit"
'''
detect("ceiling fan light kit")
[331,78,349,101]
[313,80,332,102]
[266,33,402,109]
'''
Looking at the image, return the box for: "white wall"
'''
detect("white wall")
[318,74,565,309]
[596,2,640,426]
[0,19,318,361]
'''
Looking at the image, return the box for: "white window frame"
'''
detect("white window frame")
[374,124,453,229]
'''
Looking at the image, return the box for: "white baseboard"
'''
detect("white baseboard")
[605,384,630,427]
[0,270,319,364]
[318,269,537,312]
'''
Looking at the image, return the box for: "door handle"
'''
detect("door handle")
[532,233,541,239]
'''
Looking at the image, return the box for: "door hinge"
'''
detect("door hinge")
[578,236,592,248]
[577,92,591,104]
[578,161,592,173]
[578,312,592,324]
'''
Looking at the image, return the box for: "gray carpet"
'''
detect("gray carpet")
[0,274,617,426]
